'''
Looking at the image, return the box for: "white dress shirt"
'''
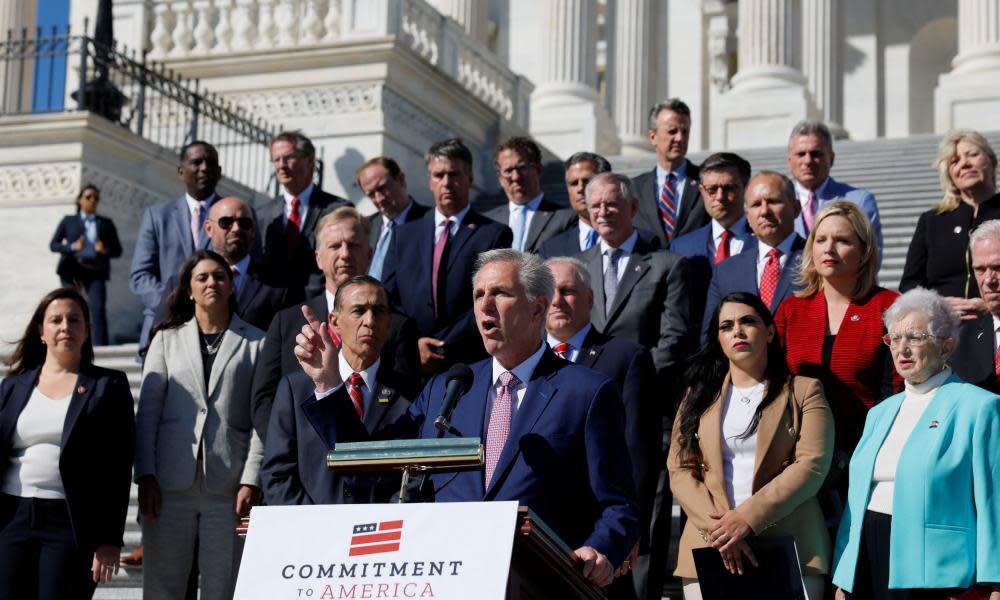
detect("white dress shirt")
[992,315,1000,352]
[656,160,689,215]
[434,205,471,240]
[338,353,380,416]
[720,381,766,508]
[282,183,315,224]
[577,220,596,251]
[712,219,745,257]
[755,232,798,289]
[546,323,592,363]
[599,230,639,284]
[487,342,546,417]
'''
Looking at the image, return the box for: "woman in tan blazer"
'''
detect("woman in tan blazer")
[668,291,834,600]
[135,250,266,600]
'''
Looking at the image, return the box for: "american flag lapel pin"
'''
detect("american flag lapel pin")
[929,420,940,429]
[77,385,86,394]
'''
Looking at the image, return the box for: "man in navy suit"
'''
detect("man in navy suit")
[130,141,221,349]
[545,256,658,599]
[258,130,352,299]
[261,275,412,505]
[703,171,805,340]
[630,98,709,247]
[382,138,513,376]
[787,120,883,252]
[670,153,754,328]
[482,137,576,253]
[356,156,430,280]
[951,219,1000,393]
[539,152,612,259]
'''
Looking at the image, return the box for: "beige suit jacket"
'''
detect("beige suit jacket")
[136,315,266,495]
[668,375,834,578]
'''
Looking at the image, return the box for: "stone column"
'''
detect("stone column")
[0,0,37,114]
[712,0,816,148]
[428,0,488,44]
[935,0,1000,131]
[801,0,846,136]
[529,0,618,157]
[610,0,652,155]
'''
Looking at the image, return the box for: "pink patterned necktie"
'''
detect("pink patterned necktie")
[802,191,817,232]
[191,202,203,247]
[759,248,783,309]
[432,219,452,319]
[485,370,520,487]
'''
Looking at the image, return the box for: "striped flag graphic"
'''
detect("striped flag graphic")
[349,520,404,556]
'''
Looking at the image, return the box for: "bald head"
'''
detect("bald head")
[205,196,255,263]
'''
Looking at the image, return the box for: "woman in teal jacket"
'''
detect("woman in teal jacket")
[832,287,1000,599]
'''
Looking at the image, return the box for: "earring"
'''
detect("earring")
[40,338,46,345]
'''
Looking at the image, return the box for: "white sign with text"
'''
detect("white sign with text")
[234,501,519,600]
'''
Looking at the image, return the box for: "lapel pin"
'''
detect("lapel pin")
[850,314,860,322]
[634,265,641,272]
[589,349,597,356]
[378,388,393,404]
[787,426,796,437]
[467,223,476,229]
[954,226,962,234]
[77,385,86,394]
[929,420,940,428]
[978,330,985,340]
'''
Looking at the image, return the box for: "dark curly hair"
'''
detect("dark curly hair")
[6,287,94,375]
[676,292,789,468]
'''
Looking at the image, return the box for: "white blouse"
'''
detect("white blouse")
[1,387,71,499]
[721,381,766,508]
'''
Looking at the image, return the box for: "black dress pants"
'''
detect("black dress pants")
[0,492,96,600]
[847,510,947,600]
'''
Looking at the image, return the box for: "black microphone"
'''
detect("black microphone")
[434,363,474,434]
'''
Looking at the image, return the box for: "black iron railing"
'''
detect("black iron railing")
[0,22,282,193]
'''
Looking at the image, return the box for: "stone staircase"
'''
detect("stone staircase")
[612,130,1000,290]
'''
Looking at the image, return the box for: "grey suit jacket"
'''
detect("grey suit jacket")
[483,196,577,253]
[582,231,693,383]
[136,315,266,495]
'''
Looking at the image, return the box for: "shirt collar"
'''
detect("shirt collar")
[577,219,594,234]
[80,213,96,223]
[435,204,471,229]
[546,322,592,349]
[793,177,830,199]
[711,219,729,241]
[338,352,380,395]
[383,198,415,228]
[600,229,639,254]
[509,193,544,213]
[491,341,546,388]
[283,183,315,205]
[757,231,798,256]
[324,289,336,319]
[185,193,215,213]
[656,160,688,183]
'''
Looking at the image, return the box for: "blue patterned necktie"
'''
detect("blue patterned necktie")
[369,220,394,280]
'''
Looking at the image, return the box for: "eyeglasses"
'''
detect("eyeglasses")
[700,184,740,197]
[215,216,254,230]
[882,331,937,348]
[498,163,535,179]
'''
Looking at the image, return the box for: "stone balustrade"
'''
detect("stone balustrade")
[147,0,529,128]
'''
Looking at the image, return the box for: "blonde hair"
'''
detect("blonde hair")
[796,200,879,299]
[314,206,370,244]
[934,130,998,214]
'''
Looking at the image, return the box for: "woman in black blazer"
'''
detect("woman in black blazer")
[49,184,122,345]
[900,130,1000,320]
[0,288,135,600]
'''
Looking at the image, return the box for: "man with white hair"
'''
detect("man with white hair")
[951,218,1000,392]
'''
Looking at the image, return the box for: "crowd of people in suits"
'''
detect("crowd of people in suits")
[3,100,998,600]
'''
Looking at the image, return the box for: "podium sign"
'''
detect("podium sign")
[235,502,519,600]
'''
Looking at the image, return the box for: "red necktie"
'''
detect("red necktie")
[432,219,452,319]
[759,248,782,309]
[485,371,519,486]
[993,334,1000,378]
[714,229,731,265]
[553,342,570,360]
[658,173,677,240]
[286,196,301,256]
[326,324,342,348]
[347,373,365,420]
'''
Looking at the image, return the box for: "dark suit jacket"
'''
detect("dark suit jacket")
[402,348,639,565]
[702,235,807,342]
[582,230,692,384]
[670,218,753,329]
[382,209,513,365]
[575,328,659,553]
[159,260,298,333]
[951,313,1000,394]
[631,161,709,248]
[482,198,577,253]
[50,214,123,281]
[899,194,1000,298]
[258,188,352,298]
[366,199,431,250]
[250,294,421,441]
[538,222,584,259]
[0,366,134,551]
[261,369,411,505]
[130,195,217,345]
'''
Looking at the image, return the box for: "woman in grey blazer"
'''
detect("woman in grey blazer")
[136,250,266,600]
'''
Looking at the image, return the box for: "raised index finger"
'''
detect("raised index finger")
[302,304,324,333]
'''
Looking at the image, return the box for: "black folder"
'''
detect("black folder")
[692,535,807,600]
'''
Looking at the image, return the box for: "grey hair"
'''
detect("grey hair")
[970,219,1000,248]
[473,248,555,304]
[647,98,691,131]
[584,172,637,205]
[544,256,592,291]
[883,287,960,342]
[788,120,834,151]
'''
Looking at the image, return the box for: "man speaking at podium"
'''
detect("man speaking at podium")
[293,249,639,588]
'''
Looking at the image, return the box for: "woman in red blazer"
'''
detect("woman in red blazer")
[775,202,901,516]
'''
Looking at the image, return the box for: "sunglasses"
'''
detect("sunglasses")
[215,216,254,230]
